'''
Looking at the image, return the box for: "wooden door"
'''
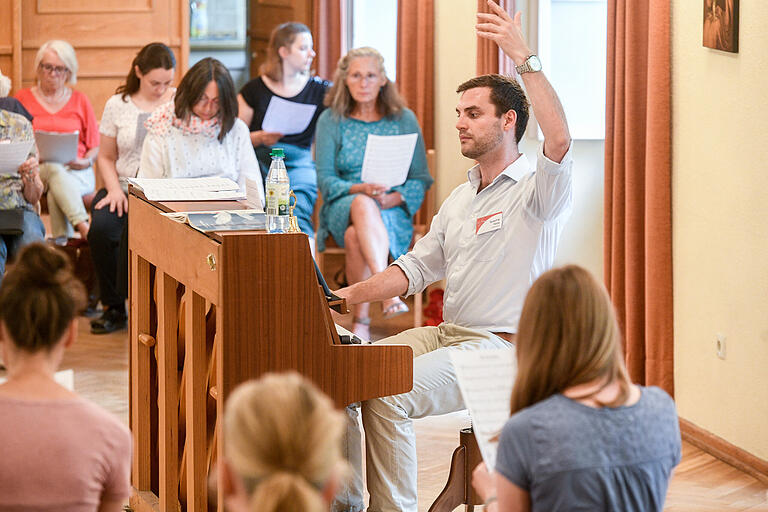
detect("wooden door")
[8,0,188,118]
[248,0,313,79]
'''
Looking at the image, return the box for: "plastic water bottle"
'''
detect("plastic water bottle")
[265,147,290,233]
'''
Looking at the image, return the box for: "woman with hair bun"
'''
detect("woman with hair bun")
[220,372,347,512]
[0,242,132,511]
[89,42,176,335]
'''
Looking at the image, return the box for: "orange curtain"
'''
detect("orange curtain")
[604,0,673,395]
[476,0,515,75]
[313,0,343,81]
[396,0,434,149]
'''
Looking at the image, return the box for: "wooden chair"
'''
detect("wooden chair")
[316,148,437,328]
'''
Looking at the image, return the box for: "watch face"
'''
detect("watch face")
[528,55,542,72]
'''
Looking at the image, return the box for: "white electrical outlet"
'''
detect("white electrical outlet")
[716,333,727,360]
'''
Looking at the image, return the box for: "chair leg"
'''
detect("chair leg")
[429,427,484,512]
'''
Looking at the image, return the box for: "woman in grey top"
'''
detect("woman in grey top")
[472,265,681,512]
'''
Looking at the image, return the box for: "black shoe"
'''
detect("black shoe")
[91,307,127,334]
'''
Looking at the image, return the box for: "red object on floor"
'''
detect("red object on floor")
[423,288,444,327]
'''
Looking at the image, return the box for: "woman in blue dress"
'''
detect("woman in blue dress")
[316,47,433,338]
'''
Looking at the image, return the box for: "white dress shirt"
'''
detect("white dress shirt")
[394,143,573,333]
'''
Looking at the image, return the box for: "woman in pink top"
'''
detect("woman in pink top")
[16,40,99,240]
[0,243,131,511]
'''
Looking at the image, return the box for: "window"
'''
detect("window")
[346,0,398,80]
[538,0,607,139]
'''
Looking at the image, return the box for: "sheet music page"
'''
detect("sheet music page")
[360,133,418,189]
[0,140,33,175]
[128,177,244,201]
[450,348,517,472]
[35,130,78,164]
[261,96,318,135]
[0,369,74,390]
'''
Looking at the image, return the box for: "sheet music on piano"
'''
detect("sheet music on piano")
[128,176,245,201]
[450,348,517,472]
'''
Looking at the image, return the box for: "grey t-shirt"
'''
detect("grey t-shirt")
[496,386,681,512]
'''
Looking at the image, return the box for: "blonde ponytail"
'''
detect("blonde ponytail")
[224,372,348,512]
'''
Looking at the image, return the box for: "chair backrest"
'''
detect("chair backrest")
[412,148,436,239]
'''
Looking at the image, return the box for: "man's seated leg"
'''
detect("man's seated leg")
[362,324,512,512]
[333,402,365,512]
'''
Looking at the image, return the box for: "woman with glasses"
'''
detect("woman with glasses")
[87,43,176,335]
[237,22,329,247]
[316,47,432,339]
[16,40,98,241]
[138,57,264,207]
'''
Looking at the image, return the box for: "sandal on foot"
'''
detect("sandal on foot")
[382,298,409,319]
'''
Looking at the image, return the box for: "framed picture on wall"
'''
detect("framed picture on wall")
[703,0,738,53]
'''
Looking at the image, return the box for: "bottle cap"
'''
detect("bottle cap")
[270,147,285,158]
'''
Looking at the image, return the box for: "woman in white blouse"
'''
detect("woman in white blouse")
[138,57,265,204]
[89,42,176,334]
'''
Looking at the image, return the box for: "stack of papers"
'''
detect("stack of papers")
[128,176,245,201]
[360,133,419,189]
[36,130,78,164]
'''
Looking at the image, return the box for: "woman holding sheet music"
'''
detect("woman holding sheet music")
[471,265,681,512]
[137,58,264,204]
[237,22,329,243]
[316,47,432,339]
[16,40,99,241]
[88,42,176,335]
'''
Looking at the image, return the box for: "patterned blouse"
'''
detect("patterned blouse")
[0,109,37,210]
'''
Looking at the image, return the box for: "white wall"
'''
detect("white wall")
[672,0,768,459]
[434,0,603,276]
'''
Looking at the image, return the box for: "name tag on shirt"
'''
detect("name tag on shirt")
[476,211,503,235]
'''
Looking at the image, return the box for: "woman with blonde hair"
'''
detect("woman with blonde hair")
[316,47,432,338]
[16,40,99,241]
[0,242,131,510]
[238,22,328,244]
[472,265,681,512]
[220,372,347,512]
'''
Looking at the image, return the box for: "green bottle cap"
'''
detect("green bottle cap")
[270,147,285,158]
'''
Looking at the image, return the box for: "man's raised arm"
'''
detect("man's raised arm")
[476,0,571,163]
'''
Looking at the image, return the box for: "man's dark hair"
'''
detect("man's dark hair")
[174,57,237,143]
[457,74,530,143]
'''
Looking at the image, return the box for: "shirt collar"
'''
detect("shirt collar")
[466,153,531,188]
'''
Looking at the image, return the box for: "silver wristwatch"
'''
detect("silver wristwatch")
[515,54,542,74]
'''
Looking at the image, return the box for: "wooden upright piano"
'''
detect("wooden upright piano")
[127,190,413,511]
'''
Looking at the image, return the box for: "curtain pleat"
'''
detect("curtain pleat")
[396,0,435,149]
[313,0,343,81]
[604,0,673,395]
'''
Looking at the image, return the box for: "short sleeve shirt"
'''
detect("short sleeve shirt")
[239,76,329,148]
[100,93,159,182]
[496,387,682,512]
[16,88,99,158]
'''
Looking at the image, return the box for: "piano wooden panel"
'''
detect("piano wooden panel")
[128,191,413,511]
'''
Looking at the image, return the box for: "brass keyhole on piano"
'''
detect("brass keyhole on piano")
[206,254,216,271]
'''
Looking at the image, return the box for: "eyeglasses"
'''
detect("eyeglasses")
[39,63,69,75]
[347,72,381,83]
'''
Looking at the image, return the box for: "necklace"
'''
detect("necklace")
[36,84,70,105]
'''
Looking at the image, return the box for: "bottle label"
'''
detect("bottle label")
[266,182,289,216]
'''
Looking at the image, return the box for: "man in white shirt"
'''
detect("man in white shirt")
[334,5,573,511]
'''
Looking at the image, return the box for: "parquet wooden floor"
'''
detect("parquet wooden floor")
[5,302,765,511]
